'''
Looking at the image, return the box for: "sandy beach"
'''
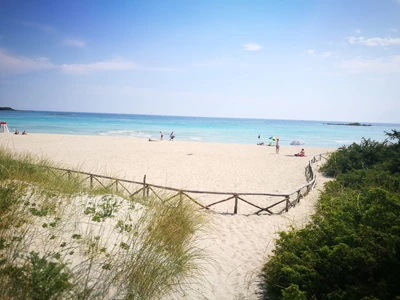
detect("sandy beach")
[0,133,334,299]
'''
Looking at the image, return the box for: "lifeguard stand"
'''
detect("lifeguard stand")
[0,122,9,133]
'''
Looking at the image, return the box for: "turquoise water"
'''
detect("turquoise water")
[1,110,399,148]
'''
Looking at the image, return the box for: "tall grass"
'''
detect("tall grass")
[0,147,94,196]
[0,147,210,299]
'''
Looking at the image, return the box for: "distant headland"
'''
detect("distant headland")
[0,107,15,111]
[325,122,372,127]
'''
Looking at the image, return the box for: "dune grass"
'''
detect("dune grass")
[0,147,210,299]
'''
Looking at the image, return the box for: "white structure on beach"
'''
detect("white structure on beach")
[0,122,9,133]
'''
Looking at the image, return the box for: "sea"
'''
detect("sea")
[1,110,399,148]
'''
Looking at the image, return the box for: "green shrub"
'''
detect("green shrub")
[263,130,400,299]
[1,251,73,299]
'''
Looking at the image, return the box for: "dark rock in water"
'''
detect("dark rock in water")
[325,122,371,126]
[0,107,15,111]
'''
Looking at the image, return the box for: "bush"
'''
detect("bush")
[263,130,400,299]
[1,251,73,299]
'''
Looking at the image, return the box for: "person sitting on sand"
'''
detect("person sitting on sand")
[22,130,27,135]
[257,142,264,146]
[14,129,19,135]
[295,149,305,157]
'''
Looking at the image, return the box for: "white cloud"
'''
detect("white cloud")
[19,21,55,33]
[192,57,232,68]
[140,66,185,72]
[355,29,362,34]
[321,51,333,58]
[63,39,86,48]
[341,55,400,73]
[0,49,55,74]
[306,49,316,55]
[0,50,181,76]
[61,58,136,75]
[346,36,400,46]
[243,43,262,51]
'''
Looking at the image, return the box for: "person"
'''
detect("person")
[258,134,260,139]
[275,138,280,154]
[257,142,264,146]
[160,131,163,140]
[22,130,27,135]
[170,131,175,141]
[295,149,305,157]
[14,129,19,135]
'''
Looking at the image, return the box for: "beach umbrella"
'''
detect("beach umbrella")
[290,140,305,153]
[290,140,305,146]
[269,136,278,141]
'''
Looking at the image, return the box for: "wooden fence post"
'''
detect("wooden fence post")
[90,175,93,189]
[297,190,301,203]
[143,175,146,199]
[234,194,238,214]
[285,196,290,212]
[115,180,119,193]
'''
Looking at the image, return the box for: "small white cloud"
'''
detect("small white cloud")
[192,57,232,68]
[306,49,316,55]
[355,29,362,34]
[341,55,400,73]
[19,21,55,33]
[0,49,55,74]
[61,58,136,75]
[321,51,333,58]
[243,43,262,51]
[63,39,86,48]
[346,36,400,46]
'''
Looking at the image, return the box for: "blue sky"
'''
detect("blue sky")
[0,0,399,123]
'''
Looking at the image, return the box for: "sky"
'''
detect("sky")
[0,0,400,123]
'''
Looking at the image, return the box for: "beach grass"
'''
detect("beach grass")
[0,147,210,299]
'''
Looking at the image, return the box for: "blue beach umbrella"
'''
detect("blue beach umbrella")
[290,140,305,153]
[290,140,305,146]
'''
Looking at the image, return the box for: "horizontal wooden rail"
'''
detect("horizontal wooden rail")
[29,153,329,215]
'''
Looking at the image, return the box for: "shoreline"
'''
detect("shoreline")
[0,132,335,194]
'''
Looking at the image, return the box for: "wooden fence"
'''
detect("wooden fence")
[36,153,328,215]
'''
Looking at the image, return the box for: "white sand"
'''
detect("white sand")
[0,133,334,299]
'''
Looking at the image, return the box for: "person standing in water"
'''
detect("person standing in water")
[275,138,280,154]
[170,132,175,141]
[160,131,163,140]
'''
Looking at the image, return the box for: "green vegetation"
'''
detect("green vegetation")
[0,147,209,299]
[263,130,400,300]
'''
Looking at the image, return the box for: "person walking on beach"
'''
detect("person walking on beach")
[170,131,175,141]
[160,131,163,140]
[275,138,280,154]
